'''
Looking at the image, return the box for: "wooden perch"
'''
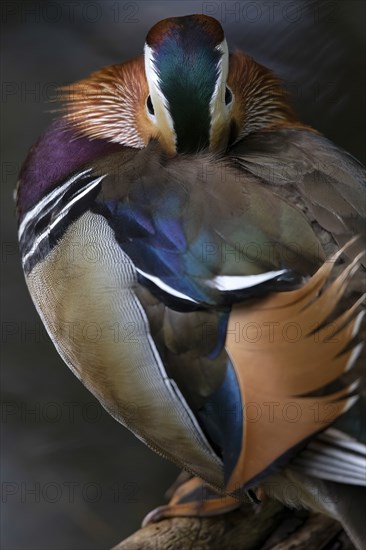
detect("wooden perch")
[112,500,355,550]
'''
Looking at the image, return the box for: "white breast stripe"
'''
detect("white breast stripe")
[22,175,104,266]
[18,169,92,239]
[207,270,287,291]
[135,267,198,303]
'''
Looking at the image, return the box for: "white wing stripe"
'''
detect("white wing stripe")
[207,270,287,291]
[135,267,198,303]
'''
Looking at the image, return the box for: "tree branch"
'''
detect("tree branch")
[112,501,355,550]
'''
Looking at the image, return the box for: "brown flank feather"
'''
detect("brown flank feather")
[225,240,364,492]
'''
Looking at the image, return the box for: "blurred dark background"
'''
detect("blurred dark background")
[1,1,365,548]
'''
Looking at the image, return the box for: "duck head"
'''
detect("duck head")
[144,15,233,154]
[60,15,296,154]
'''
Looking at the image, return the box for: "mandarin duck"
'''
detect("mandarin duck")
[16,14,365,548]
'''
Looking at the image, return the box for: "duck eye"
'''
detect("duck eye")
[225,86,233,106]
[147,95,155,115]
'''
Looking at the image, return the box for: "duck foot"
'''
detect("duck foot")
[142,475,240,526]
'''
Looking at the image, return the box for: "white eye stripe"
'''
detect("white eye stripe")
[211,39,229,102]
[18,169,92,239]
[144,44,176,135]
[209,39,231,147]
[144,45,167,107]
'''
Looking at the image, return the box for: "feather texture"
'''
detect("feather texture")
[225,242,364,491]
